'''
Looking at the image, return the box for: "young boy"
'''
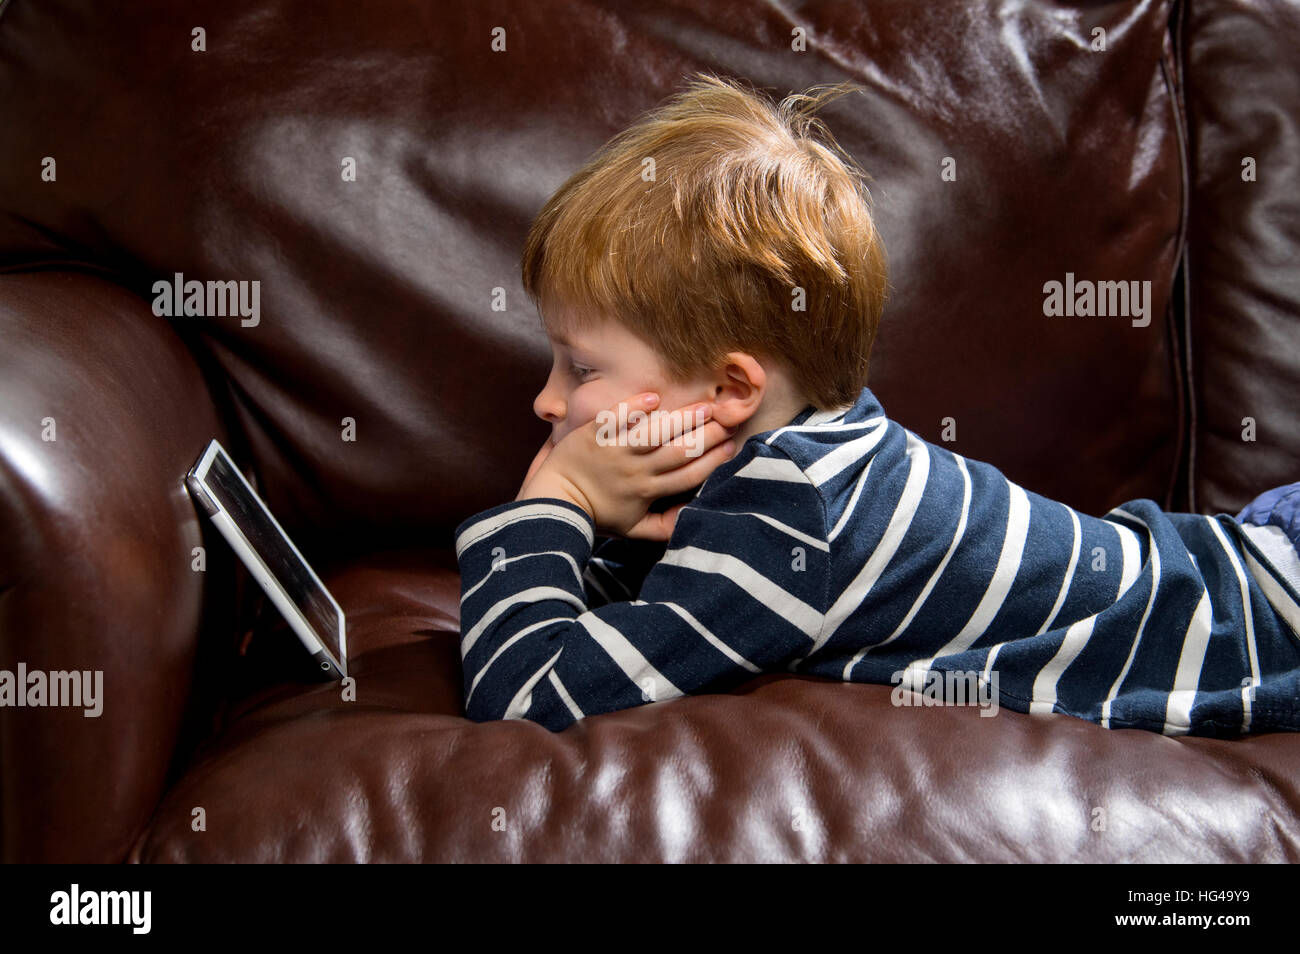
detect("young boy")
[455,73,1300,737]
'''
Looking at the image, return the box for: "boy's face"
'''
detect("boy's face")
[532,314,711,445]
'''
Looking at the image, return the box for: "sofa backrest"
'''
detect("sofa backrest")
[1177,0,1300,514]
[5,0,1290,561]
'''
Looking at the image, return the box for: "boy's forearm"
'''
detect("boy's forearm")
[455,498,597,729]
[454,451,831,733]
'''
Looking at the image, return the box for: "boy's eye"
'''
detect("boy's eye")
[569,364,595,379]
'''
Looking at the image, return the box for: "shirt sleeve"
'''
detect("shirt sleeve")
[453,444,833,731]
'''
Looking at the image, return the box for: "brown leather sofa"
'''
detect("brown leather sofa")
[2,0,1298,863]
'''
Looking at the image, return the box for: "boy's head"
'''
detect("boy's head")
[521,72,889,443]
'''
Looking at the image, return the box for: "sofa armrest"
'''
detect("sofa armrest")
[0,269,232,861]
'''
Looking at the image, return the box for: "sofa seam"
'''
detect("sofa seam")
[1168,0,1198,515]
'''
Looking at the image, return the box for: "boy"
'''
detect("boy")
[455,73,1300,737]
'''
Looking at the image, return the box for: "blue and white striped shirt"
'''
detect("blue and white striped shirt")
[455,385,1300,736]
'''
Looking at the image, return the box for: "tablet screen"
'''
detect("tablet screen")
[194,444,344,669]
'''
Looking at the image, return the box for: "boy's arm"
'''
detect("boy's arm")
[454,445,831,731]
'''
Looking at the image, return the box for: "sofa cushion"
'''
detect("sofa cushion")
[1177,0,1300,515]
[130,549,1300,862]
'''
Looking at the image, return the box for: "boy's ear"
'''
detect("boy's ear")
[708,352,766,428]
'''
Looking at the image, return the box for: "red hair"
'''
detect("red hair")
[521,72,889,408]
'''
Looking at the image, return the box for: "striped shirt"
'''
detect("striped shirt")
[455,385,1300,736]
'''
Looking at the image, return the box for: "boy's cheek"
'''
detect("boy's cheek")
[562,385,665,439]
[565,397,608,432]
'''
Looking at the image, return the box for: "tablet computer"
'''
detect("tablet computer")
[186,439,347,679]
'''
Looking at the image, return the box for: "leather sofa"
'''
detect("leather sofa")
[1,0,1298,863]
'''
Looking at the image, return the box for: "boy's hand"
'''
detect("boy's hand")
[516,392,736,541]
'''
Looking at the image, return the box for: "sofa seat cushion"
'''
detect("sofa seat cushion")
[129,549,1300,862]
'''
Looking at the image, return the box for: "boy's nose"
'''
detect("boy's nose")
[533,387,564,425]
